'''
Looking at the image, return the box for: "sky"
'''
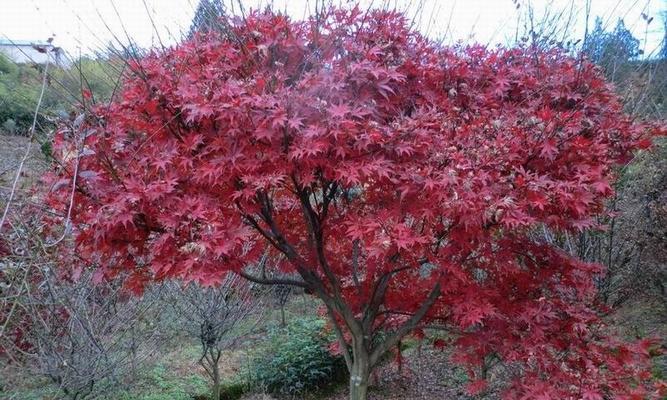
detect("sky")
[0,0,665,60]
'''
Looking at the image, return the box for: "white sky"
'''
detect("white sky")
[0,0,664,59]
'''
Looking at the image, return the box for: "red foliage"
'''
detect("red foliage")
[43,7,664,398]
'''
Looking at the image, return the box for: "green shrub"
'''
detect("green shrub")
[0,53,18,75]
[250,317,346,397]
[2,118,17,134]
[0,53,121,134]
[218,380,247,400]
[0,57,42,130]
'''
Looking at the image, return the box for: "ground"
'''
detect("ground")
[0,133,48,185]
[3,290,664,400]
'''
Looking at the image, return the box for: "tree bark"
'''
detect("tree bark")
[209,349,222,400]
[212,367,221,400]
[348,348,371,400]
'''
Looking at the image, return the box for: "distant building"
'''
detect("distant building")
[0,40,67,66]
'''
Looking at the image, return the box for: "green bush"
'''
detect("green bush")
[0,54,42,130]
[250,317,347,397]
[0,53,121,133]
[0,52,18,75]
[218,381,247,400]
[2,118,17,134]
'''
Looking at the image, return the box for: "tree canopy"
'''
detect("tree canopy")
[45,7,664,400]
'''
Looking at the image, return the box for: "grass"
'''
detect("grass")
[0,342,211,400]
[2,364,211,400]
[116,362,210,400]
[0,378,60,400]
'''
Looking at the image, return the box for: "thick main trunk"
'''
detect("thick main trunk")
[349,347,371,400]
[350,363,370,400]
[349,379,369,400]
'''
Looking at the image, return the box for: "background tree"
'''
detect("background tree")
[1,264,162,400]
[165,274,265,400]
[583,17,642,86]
[567,11,667,308]
[44,7,664,400]
[188,0,227,37]
[584,18,641,64]
[273,284,291,328]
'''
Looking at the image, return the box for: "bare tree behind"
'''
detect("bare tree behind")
[20,269,162,399]
[165,273,266,400]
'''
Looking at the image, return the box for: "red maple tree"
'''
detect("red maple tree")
[44,7,664,400]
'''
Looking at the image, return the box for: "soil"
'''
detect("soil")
[0,133,47,195]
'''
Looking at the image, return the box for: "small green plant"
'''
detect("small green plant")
[39,139,53,159]
[2,118,17,134]
[250,317,346,397]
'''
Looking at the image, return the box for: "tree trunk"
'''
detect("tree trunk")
[349,379,369,400]
[212,371,221,400]
[211,350,222,400]
[349,348,371,400]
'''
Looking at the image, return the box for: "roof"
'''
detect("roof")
[0,39,56,47]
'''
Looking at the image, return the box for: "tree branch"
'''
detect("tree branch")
[237,270,307,288]
[326,305,353,371]
[369,282,441,367]
[362,264,410,332]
